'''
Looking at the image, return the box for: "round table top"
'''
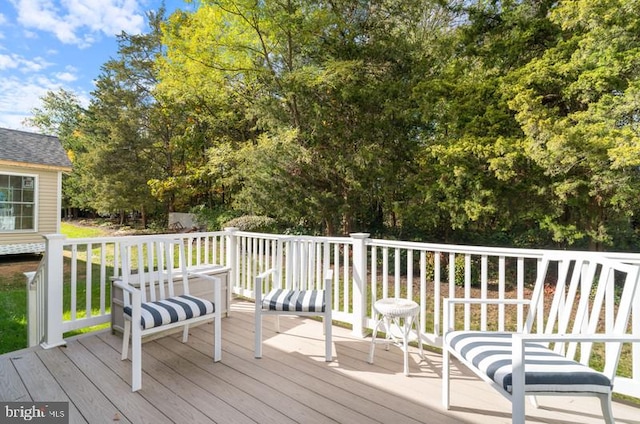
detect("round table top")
[374,297,420,318]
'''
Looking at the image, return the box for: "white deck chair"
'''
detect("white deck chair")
[114,237,223,391]
[442,252,640,424]
[254,237,334,361]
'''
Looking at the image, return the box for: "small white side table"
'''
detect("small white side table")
[368,297,424,376]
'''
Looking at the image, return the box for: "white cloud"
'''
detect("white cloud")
[0,0,157,130]
[0,71,90,130]
[0,53,51,72]
[0,75,59,130]
[55,71,77,82]
[10,0,147,47]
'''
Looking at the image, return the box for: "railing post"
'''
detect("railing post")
[24,271,37,347]
[225,227,239,294]
[350,233,369,338]
[42,234,67,349]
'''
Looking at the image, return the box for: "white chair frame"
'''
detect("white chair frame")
[442,252,640,424]
[254,238,334,361]
[114,237,223,391]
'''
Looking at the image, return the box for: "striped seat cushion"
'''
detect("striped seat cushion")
[262,289,325,312]
[446,331,611,394]
[124,294,215,330]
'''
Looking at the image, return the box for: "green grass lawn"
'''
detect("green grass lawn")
[0,275,30,354]
[0,223,112,354]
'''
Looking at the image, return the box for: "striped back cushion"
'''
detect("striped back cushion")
[447,331,612,394]
[124,294,215,330]
[262,289,325,312]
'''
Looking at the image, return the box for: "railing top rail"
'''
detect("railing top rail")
[367,237,640,263]
[45,231,229,247]
[367,237,545,257]
[232,231,351,244]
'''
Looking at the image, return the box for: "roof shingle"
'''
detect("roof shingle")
[0,127,72,169]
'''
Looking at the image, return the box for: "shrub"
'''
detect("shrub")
[451,254,481,287]
[223,215,278,233]
[191,205,241,231]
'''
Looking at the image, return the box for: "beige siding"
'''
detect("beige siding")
[0,164,62,249]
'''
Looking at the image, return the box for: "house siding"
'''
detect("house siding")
[0,164,61,253]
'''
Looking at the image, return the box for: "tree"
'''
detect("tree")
[25,89,93,216]
[505,0,640,249]
[408,0,559,245]
[160,0,437,234]
[85,9,201,225]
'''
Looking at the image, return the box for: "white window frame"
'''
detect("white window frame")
[0,171,38,233]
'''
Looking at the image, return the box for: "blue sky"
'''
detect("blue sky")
[0,0,190,131]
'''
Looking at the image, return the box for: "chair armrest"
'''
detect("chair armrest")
[186,264,231,275]
[254,268,279,303]
[113,279,142,310]
[113,278,140,293]
[514,333,640,344]
[256,268,278,280]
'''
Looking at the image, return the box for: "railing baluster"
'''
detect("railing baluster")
[464,254,471,330]
[481,255,488,331]
[71,245,78,322]
[383,247,389,298]
[85,243,92,318]
[371,246,378,318]
[498,256,506,331]
[434,252,441,335]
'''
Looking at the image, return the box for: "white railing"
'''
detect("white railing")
[30,229,640,398]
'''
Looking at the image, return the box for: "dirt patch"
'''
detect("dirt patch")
[0,254,42,275]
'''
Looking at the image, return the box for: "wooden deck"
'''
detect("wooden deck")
[2,300,640,424]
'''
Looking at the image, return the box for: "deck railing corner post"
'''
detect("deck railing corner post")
[350,232,370,338]
[41,233,67,349]
[224,227,239,293]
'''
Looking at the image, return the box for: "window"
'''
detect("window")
[0,174,36,231]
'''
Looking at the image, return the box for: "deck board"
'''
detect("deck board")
[9,350,87,423]
[37,347,129,424]
[0,356,30,402]
[79,335,217,424]
[1,299,639,424]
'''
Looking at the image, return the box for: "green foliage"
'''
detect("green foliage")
[26,0,640,249]
[451,255,482,287]
[190,205,241,231]
[504,0,640,249]
[223,215,279,233]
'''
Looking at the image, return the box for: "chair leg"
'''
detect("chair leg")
[131,324,142,392]
[368,317,381,364]
[274,315,280,333]
[182,324,190,343]
[214,315,221,362]
[402,320,410,376]
[442,347,451,409]
[599,393,615,424]
[324,313,332,362]
[255,306,263,359]
[121,319,131,360]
